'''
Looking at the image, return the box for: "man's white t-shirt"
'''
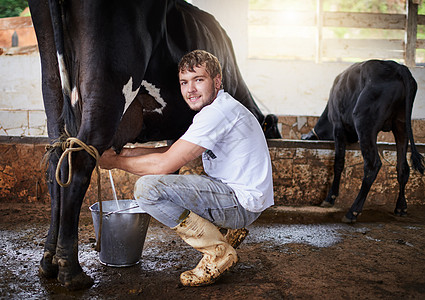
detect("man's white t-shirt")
[180,90,274,212]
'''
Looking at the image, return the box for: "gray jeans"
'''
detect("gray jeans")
[134,174,261,228]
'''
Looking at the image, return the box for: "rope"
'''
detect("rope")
[55,137,103,252]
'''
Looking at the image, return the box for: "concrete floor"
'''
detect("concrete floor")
[1,202,425,299]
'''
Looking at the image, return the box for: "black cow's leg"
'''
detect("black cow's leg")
[28,0,66,279]
[393,123,409,216]
[39,153,61,278]
[55,151,96,290]
[321,127,346,207]
[343,139,382,223]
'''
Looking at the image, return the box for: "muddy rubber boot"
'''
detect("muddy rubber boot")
[172,212,238,287]
[223,228,249,249]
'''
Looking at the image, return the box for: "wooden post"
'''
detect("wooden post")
[12,31,18,47]
[405,0,418,67]
[316,0,323,63]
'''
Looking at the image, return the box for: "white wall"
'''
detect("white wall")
[0,53,46,136]
[191,0,248,71]
[192,0,425,118]
[0,1,424,137]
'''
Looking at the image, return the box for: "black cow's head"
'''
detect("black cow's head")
[301,104,334,141]
[263,114,281,139]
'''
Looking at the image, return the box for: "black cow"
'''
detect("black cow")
[28,0,281,290]
[302,60,424,223]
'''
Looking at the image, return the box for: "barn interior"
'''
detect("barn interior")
[0,1,424,298]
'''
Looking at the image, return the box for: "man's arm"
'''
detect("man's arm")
[118,145,170,157]
[99,139,205,176]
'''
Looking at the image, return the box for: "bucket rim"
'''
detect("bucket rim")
[89,200,148,215]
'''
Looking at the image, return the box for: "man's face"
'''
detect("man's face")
[179,63,221,111]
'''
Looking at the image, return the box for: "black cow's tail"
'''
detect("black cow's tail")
[402,65,424,174]
[48,0,78,137]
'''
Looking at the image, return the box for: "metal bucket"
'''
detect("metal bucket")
[89,200,150,267]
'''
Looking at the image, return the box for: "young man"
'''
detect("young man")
[99,50,273,286]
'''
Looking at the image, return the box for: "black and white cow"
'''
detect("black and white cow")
[28,0,281,290]
[302,60,424,223]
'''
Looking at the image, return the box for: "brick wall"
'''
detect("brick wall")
[278,116,425,143]
[1,137,423,210]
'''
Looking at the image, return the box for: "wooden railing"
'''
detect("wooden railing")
[1,1,424,66]
[248,0,424,66]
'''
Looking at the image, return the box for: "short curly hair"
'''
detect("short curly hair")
[178,50,222,80]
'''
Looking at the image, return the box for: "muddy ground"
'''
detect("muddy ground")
[1,201,425,299]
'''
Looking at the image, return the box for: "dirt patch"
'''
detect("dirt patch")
[1,202,425,299]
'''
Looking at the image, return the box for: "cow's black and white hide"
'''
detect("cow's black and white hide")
[28,0,281,290]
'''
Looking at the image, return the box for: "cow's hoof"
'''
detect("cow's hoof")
[63,271,94,291]
[320,201,334,208]
[57,259,94,290]
[58,270,94,291]
[39,252,58,278]
[341,211,359,223]
[341,215,356,223]
[394,208,407,217]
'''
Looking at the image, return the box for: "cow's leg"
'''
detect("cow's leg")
[393,122,409,216]
[321,126,346,207]
[55,150,96,290]
[28,0,66,279]
[52,88,125,289]
[342,138,382,223]
[39,151,62,278]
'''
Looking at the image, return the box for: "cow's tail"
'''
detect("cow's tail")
[48,0,78,137]
[402,65,424,174]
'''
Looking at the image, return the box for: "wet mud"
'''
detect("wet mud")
[1,202,425,299]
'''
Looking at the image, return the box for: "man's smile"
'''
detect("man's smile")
[188,95,201,102]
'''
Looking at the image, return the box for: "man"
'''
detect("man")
[99,50,273,286]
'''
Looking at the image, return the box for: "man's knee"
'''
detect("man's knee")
[134,175,164,204]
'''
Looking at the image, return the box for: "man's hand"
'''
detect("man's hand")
[97,139,205,176]
[99,148,118,170]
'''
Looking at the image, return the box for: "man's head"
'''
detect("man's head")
[178,50,222,111]
[178,50,222,80]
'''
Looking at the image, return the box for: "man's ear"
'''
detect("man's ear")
[214,74,222,90]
